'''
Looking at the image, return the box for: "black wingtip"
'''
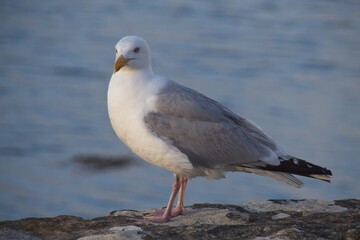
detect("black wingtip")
[260,157,332,182]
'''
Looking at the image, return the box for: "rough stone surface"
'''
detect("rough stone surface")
[0,199,359,240]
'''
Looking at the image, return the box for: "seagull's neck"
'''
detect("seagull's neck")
[118,66,156,81]
[108,64,165,118]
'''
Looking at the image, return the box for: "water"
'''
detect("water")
[0,0,359,221]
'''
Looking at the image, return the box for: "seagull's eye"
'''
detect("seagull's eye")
[115,49,118,54]
[133,47,140,53]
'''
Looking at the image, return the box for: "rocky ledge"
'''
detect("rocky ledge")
[0,199,359,240]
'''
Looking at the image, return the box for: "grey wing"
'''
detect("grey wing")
[145,80,283,168]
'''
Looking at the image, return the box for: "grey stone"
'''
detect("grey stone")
[0,199,358,240]
[78,225,144,240]
[244,199,348,213]
[271,213,291,220]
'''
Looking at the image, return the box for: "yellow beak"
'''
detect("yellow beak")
[114,55,130,73]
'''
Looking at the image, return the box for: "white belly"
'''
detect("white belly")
[107,73,194,176]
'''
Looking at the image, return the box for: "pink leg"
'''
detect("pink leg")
[172,177,188,216]
[138,175,181,223]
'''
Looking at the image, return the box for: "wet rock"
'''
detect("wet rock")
[0,199,358,240]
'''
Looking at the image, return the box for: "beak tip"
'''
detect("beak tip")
[114,55,129,73]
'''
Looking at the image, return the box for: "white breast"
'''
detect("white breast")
[107,71,195,176]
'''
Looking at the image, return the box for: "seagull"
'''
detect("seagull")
[107,35,332,223]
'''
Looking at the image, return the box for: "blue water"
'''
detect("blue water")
[0,0,359,220]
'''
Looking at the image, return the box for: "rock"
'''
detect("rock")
[0,199,359,240]
[78,225,144,240]
[272,228,302,239]
[271,213,291,220]
[245,199,348,213]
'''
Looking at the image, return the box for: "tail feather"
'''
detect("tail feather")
[234,166,303,188]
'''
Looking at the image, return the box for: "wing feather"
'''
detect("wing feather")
[145,81,282,168]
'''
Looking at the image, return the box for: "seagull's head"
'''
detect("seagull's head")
[113,36,151,73]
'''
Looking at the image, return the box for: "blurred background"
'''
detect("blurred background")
[0,0,359,221]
